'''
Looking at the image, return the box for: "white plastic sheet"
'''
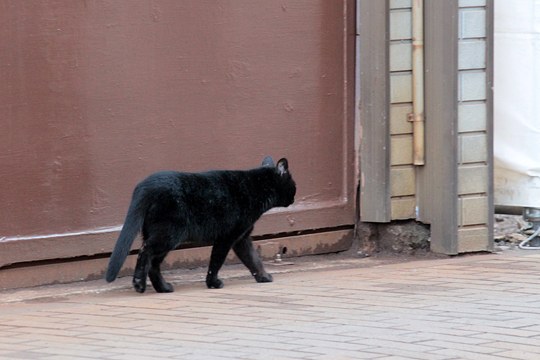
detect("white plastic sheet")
[494,0,540,207]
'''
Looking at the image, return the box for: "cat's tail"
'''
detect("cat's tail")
[105,190,146,283]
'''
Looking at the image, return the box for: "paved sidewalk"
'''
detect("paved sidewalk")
[1,250,540,360]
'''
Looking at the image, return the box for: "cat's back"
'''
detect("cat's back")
[138,170,183,190]
[135,167,269,203]
[136,169,231,195]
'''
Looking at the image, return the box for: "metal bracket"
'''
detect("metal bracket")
[407,113,424,123]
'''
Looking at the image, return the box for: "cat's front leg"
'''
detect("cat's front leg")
[254,272,273,283]
[206,240,231,289]
[206,270,224,289]
[233,235,273,283]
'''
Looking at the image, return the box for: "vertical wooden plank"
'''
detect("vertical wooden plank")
[358,0,391,222]
[417,0,459,254]
[485,0,495,251]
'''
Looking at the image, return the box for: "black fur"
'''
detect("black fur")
[105,157,296,293]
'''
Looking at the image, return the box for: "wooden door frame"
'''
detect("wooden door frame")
[357,0,495,255]
[357,0,391,223]
[416,0,460,254]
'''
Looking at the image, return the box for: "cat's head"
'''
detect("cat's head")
[262,156,296,207]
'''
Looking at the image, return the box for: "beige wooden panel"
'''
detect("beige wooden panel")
[459,8,486,38]
[390,73,413,103]
[457,226,490,252]
[391,197,416,219]
[391,135,414,166]
[390,42,412,72]
[460,133,488,164]
[391,167,415,197]
[458,165,489,194]
[390,9,412,40]
[459,71,487,101]
[458,103,487,132]
[390,104,413,135]
[459,40,486,70]
[460,196,488,226]
[459,0,486,7]
[390,0,412,9]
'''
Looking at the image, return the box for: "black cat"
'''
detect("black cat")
[105,156,296,293]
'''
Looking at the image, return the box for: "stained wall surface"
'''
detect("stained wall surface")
[0,1,355,261]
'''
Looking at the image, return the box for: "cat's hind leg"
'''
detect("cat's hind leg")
[233,235,273,283]
[148,252,174,293]
[133,228,175,293]
[133,245,151,293]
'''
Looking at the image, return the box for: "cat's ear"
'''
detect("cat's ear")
[262,156,275,167]
[277,158,289,176]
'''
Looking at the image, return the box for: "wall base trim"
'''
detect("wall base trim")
[0,229,353,291]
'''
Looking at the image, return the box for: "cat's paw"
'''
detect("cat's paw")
[206,277,224,289]
[149,270,174,293]
[254,273,273,283]
[154,282,174,293]
[133,277,147,293]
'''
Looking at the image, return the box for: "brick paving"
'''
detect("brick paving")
[1,250,540,359]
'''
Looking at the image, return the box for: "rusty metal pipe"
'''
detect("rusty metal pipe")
[410,0,425,165]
